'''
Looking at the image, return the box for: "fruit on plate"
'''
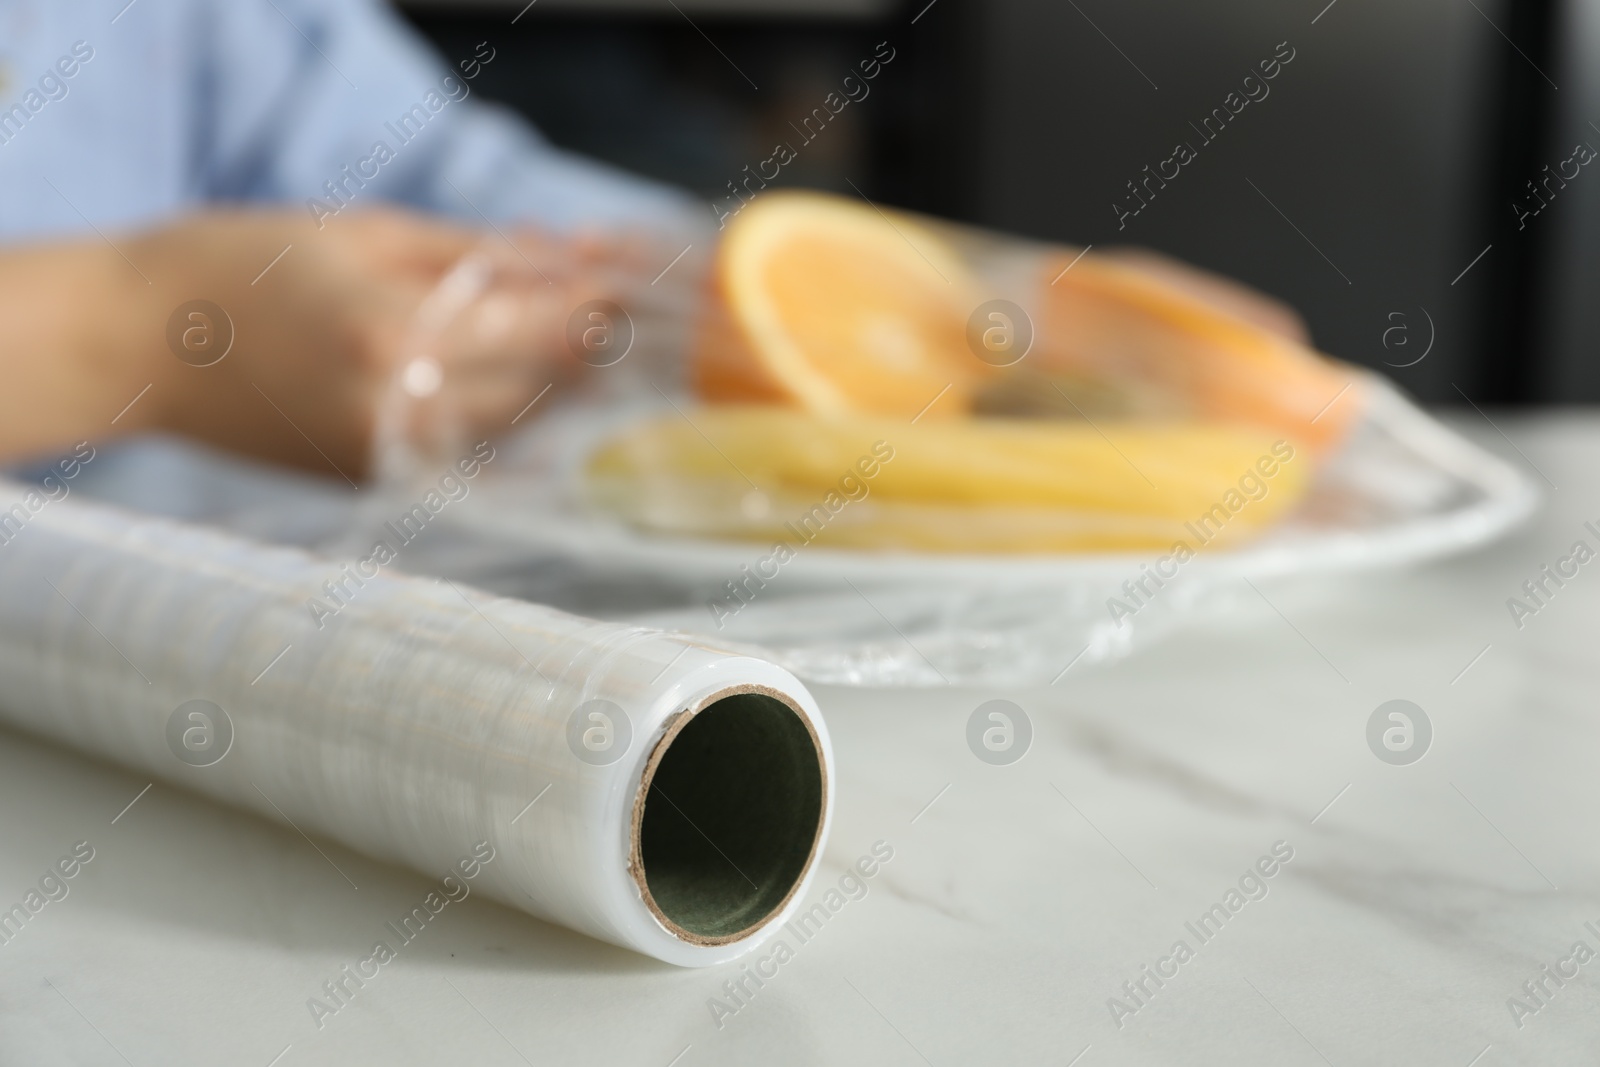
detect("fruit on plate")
[692,191,978,421]
[1029,251,1359,453]
[691,190,1360,455]
[586,406,1310,553]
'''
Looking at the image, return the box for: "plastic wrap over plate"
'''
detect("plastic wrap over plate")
[429,374,1537,687]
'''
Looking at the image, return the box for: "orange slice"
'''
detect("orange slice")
[693,191,978,419]
[1035,252,1361,453]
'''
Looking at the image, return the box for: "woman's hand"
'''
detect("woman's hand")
[134,208,601,480]
[0,206,635,480]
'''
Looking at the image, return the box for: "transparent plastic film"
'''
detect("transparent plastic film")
[0,483,833,965]
[339,191,1531,687]
[371,227,709,487]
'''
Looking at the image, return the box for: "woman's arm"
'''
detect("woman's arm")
[0,237,164,462]
[0,207,597,478]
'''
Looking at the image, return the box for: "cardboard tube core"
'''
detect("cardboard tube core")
[631,684,826,946]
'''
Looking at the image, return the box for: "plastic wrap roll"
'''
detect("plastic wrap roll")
[0,481,831,967]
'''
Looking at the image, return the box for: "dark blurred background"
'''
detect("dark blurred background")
[400,0,1598,406]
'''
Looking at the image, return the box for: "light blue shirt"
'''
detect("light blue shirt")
[0,0,701,240]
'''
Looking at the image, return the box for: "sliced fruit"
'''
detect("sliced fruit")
[692,191,978,420]
[587,407,1310,553]
[1032,252,1361,452]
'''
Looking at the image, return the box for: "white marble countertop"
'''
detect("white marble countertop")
[3,414,1598,1066]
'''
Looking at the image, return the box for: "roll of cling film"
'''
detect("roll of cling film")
[0,481,832,966]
